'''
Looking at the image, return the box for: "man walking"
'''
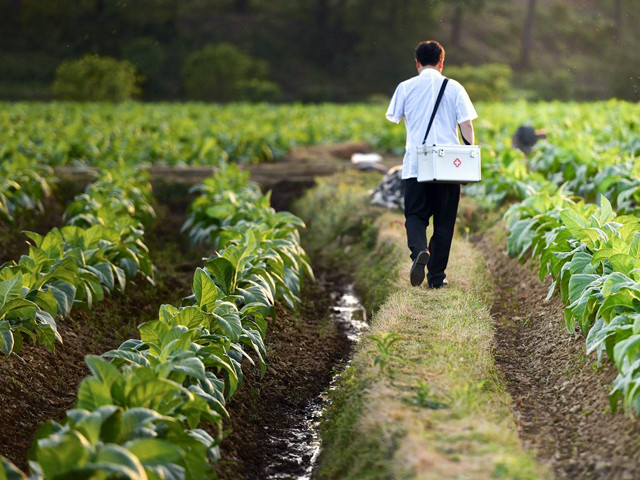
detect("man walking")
[386,40,477,288]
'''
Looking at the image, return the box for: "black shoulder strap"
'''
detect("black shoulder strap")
[421,78,449,145]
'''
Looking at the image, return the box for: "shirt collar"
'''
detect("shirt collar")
[419,68,442,76]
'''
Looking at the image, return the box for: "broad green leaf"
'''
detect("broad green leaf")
[596,195,614,225]
[601,272,636,297]
[240,329,266,374]
[560,210,588,236]
[103,349,151,368]
[630,232,640,257]
[35,430,90,479]
[76,377,115,411]
[204,257,236,296]
[139,321,168,348]
[0,456,28,480]
[126,378,186,412]
[0,322,14,357]
[116,408,165,443]
[613,334,640,368]
[170,307,208,330]
[171,357,208,383]
[114,265,127,291]
[170,431,212,480]
[34,315,59,352]
[46,281,77,317]
[608,254,640,275]
[0,275,24,312]
[124,438,182,466]
[598,289,640,322]
[592,248,615,265]
[210,308,242,340]
[157,326,192,349]
[205,203,235,221]
[192,268,222,311]
[91,443,147,480]
[147,463,185,480]
[506,219,533,258]
[616,216,640,242]
[68,406,119,445]
[577,227,606,247]
[1,297,37,317]
[85,355,122,387]
[32,289,59,317]
[91,263,116,291]
[120,257,139,280]
[159,304,180,323]
[567,274,600,304]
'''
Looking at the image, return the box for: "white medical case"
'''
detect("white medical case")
[416,144,481,183]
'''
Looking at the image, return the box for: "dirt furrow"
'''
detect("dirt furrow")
[216,274,353,480]
[477,228,640,479]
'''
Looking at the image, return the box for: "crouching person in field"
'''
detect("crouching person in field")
[385,40,477,289]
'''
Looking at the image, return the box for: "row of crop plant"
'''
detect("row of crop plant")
[0,158,56,223]
[3,101,640,170]
[0,101,522,171]
[1,163,312,479]
[506,192,640,413]
[467,101,640,209]
[0,165,154,358]
[477,107,640,414]
[0,102,403,167]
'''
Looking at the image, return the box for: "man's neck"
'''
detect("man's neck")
[417,64,442,74]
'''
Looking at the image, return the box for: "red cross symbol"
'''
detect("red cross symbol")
[453,158,462,168]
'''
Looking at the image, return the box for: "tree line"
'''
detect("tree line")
[0,0,637,102]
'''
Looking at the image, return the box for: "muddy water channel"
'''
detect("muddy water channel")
[263,283,367,480]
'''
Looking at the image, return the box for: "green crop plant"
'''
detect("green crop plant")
[505,190,640,414]
[64,166,155,228]
[1,163,313,478]
[0,102,406,167]
[0,272,62,357]
[28,404,218,480]
[0,165,154,357]
[0,158,55,223]
[4,99,640,476]
[484,101,640,416]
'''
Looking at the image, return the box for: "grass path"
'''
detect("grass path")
[315,212,550,479]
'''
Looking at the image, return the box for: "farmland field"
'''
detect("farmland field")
[1,100,640,479]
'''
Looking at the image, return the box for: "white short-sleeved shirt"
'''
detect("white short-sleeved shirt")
[386,68,478,179]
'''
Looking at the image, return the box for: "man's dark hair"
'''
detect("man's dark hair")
[415,41,445,67]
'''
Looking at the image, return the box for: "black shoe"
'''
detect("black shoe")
[410,250,430,287]
[428,279,449,289]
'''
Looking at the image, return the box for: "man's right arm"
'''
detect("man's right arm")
[459,120,474,145]
[385,84,405,123]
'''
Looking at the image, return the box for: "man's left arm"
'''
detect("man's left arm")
[459,120,474,145]
[455,83,477,145]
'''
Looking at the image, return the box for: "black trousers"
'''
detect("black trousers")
[403,178,460,286]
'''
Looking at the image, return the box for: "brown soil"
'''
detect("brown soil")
[476,225,640,480]
[216,274,352,480]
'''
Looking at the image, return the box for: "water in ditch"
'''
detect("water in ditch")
[263,282,367,480]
